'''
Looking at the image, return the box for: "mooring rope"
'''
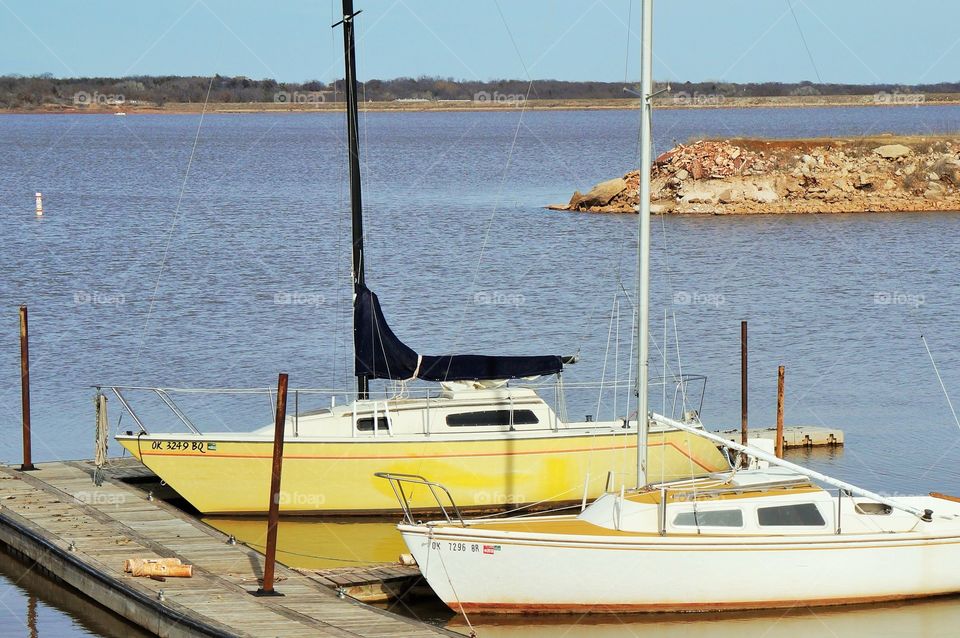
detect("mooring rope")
[428,528,477,637]
[93,391,109,486]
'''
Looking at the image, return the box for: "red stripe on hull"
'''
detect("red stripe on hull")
[450,591,960,614]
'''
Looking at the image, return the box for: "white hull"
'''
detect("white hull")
[401,502,960,612]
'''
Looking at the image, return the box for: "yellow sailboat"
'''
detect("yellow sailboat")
[113,381,730,515]
[109,0,732,515]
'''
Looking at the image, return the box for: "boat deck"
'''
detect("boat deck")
[0,460,457,638]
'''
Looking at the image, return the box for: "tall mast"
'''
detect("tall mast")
[636,0,653,488]
[337,0,368,399]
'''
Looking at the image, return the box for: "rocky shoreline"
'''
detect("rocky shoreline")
[550,136,960,214]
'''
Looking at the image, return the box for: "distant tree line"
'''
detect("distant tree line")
[2,73,958,108]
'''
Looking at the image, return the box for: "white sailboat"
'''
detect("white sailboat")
[105,0,731,516]
[388,0,960,612]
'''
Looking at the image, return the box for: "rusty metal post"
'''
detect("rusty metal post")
[739,321,748,467]
[19,306,35,471]
[776,365,785,458]
[256,372,288,596]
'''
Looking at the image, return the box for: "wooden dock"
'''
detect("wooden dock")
[718,425,844,449]
[0,460,459,638]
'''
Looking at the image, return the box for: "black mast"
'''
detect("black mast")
[335,0,368,399]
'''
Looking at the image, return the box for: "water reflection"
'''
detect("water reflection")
[202,517,407,570]
[27,592,37,638]
[437,596,960,637]
[0,549,151,638]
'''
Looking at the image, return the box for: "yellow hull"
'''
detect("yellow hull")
[116,431,729,515]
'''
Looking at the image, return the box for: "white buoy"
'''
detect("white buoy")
[35,192,43,216]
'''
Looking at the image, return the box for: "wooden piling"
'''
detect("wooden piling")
[257,372,288,596]
[776,365,785,458]
[740,321,748,468]
[19,305,35,471]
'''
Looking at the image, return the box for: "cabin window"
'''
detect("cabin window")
[855,502,893,515]
[356,416,390,432]
[757,503,825,526]
[445,409,539,427]
[673,509,743,527]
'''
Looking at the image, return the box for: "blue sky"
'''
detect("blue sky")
[1,0,958,84]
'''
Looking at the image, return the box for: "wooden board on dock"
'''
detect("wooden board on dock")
[717,425,844,448]
[0,461,458,638]
[303,564,428,603]
[95,456,162,482]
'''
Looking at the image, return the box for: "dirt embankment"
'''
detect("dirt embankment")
[12,94,960,115]
[551,136,960,214]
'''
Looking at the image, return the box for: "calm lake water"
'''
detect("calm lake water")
[2,104,960,635]
[0,548,150,638]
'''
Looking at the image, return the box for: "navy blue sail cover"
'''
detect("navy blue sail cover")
[354,285,564,382]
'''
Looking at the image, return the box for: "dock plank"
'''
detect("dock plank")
[0,462,457,638]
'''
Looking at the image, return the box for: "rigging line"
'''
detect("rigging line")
[672,311,689,414]
[921,334,960,433]
[596,294,618,421]
[620,305,637,479]
[622,0,634,84]
[614,297,620,421]
[613,211,632,287]
[786,0,823,83]
[493,0,536,94]
[443,3,536,376]
[131,75,216,373]
[240,539,369,564]
[663,307,668,414]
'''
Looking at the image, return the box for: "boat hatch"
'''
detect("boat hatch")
[673,509,744,528]
[757,503,826,526]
